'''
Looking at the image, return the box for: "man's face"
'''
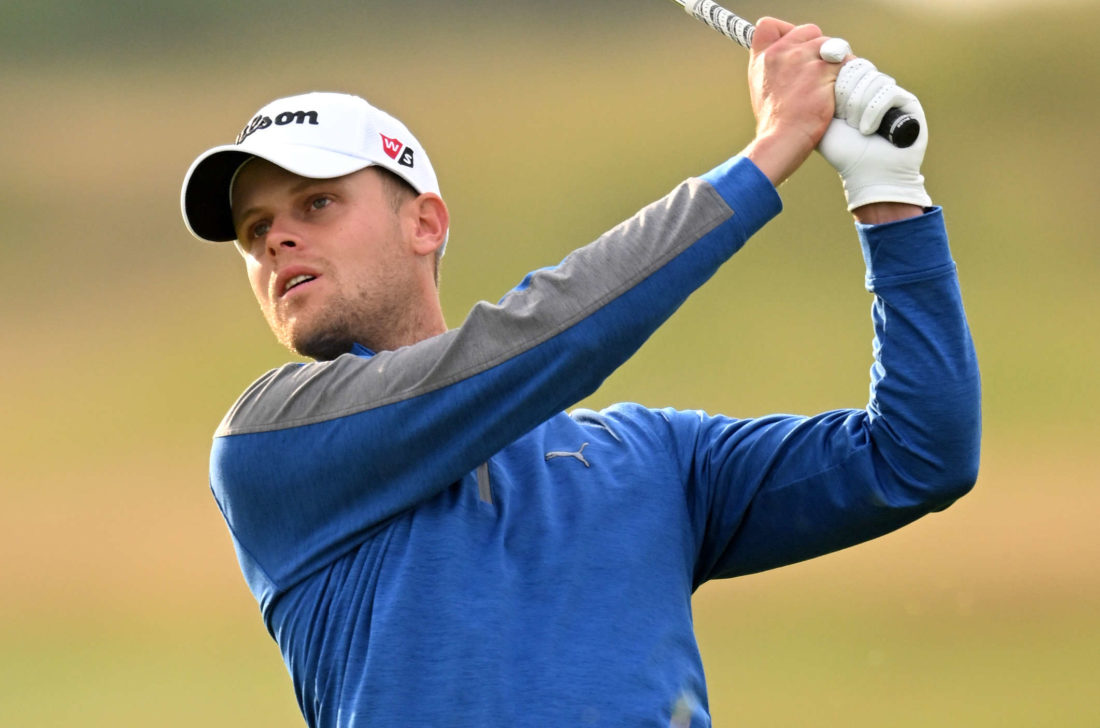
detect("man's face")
[231,159,419,360]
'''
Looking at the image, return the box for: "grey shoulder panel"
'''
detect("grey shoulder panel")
[217,177,733,437]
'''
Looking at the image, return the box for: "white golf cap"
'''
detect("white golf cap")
[181,91,441,243]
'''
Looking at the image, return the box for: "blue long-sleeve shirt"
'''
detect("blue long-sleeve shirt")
[209,156,980,727]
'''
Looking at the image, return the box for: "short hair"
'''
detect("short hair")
[373,165,418,213]
[373,166,443,287]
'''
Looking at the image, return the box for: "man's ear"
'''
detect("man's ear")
[407,193,449,258]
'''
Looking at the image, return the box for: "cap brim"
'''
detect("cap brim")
[180,143,376,243]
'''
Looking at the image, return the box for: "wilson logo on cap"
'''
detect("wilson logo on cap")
[380,134,415,168]
[236,110,320,144]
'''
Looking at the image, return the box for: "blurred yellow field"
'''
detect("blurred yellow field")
[2,1,1097,725]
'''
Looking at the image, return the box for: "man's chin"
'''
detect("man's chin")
[287,326,358,362]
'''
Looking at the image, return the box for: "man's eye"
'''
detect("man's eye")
[250,221,271,239]
[311,196,332,211]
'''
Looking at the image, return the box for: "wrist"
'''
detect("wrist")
[853,202,924,224]
[841,172,932,213]
[743,131,814,187]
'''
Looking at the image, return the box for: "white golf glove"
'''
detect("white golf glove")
[819,58,932,211]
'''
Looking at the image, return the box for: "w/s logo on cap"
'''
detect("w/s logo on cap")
[380,134,415,169]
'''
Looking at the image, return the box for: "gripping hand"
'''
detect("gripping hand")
[819,58,932,211]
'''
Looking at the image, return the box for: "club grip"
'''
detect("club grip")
[878,107,920,148]
[675,0,922,149]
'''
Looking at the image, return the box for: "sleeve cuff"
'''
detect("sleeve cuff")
[700,155,783,239]
[857,207,955,289]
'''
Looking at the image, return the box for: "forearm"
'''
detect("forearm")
[742,133,812,188]
[859,208,981,488]
[853,201,923,224]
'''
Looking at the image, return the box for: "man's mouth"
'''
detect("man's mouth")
[283,274,317,296]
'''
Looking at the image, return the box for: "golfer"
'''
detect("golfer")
[180,19,980,728]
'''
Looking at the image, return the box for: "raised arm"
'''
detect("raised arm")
[679,208,979,583]
[680,23,979,582]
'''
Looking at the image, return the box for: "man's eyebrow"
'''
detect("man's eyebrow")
[233,202,267,230]
[290,176,335,194]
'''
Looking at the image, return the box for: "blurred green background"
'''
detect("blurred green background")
[2,0,1097,725]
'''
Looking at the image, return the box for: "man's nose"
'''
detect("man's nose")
[265,218,305,257]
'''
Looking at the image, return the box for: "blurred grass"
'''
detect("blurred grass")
[697,598,1100,727]
[1,1,1098,725]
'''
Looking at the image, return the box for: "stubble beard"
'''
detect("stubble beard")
[280,310,358,361]
[266,288,364,361]
[267,284,410,361]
